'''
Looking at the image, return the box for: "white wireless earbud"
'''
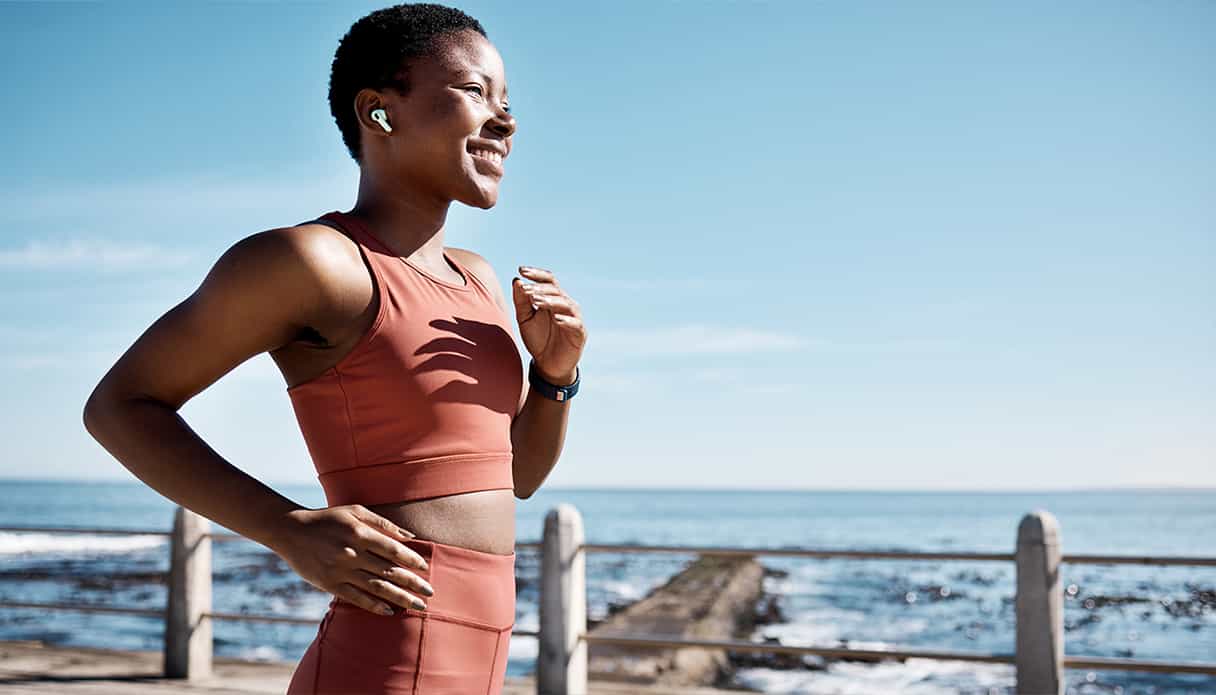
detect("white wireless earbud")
[370,108,392,133]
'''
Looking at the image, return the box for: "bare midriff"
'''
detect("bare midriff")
[366,488,517,556]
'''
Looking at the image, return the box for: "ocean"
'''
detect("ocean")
[1,479,1212,694]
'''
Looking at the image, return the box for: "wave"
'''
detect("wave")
[0,531,167,556]
[736,657,1014,694]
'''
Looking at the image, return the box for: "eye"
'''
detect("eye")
[464,84,510,115]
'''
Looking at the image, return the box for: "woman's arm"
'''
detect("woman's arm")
[509,375,575,499]
[83,228,322,547]
[83,226,434,616]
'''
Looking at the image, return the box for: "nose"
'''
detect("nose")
[488,104,515,138]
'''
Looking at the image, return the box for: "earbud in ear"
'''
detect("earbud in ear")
[370,108,392,133]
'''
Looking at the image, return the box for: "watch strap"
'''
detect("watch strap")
[528,359,579,401]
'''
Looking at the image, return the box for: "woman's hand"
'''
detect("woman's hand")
[270,505,435,616]
[512,265,587,384]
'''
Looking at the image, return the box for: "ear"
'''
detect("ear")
[353,88,393,137]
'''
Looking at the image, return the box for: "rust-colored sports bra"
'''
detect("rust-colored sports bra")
[286,210,524,506]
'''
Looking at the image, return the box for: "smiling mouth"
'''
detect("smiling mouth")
[469,150,504,175]
[469,148,503,165]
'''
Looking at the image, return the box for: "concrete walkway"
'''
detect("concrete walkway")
[0,640,755,694]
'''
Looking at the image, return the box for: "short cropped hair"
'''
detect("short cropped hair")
[328,3,486,163]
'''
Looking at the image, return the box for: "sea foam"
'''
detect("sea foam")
[0,531,166,556]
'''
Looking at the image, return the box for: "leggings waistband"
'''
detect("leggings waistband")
[406,536,516,569]
[330,536,517,630]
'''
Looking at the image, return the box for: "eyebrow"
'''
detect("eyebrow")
[465,70,508,99]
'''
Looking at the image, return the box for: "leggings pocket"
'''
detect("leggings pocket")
[416,610,515,694]
[316,605,426,694]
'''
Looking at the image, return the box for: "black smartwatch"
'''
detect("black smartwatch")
[528,359,580,402]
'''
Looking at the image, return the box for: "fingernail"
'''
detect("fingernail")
[422,584,435,596]
[379,605,394,616]
[413,598,427,610]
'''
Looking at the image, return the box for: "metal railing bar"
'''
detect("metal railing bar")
[579,542,1016,561]
[580,544,1215,566]
[0,525,169,536]
[1063,656,1216,675]
[203,611,321,626]
[0,599,165,619]
[582,634,1015,663]
[1061,554,1216,567]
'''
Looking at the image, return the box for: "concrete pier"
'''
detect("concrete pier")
[587,554,765,688]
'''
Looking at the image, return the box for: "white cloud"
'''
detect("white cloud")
[589,364,795,395]
[6,349,119,371]
[0,239,195,271]
[588,323,964,361]
[591,323,820,358]
[591,372,651,394]
[569,275,714,292]
[0,170,356,224]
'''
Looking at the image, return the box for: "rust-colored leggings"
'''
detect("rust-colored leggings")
[287,537,516,694]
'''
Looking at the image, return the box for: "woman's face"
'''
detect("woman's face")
[364,30,515,209]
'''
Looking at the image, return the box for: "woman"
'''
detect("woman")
[82,3,586,693]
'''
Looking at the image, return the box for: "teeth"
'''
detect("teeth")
[471,149,503,165]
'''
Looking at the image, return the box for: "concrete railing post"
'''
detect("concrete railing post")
[164,506,212,679]
[1016,510,1063,695]
[538,503,587,695]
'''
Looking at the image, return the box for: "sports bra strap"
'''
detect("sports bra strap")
[316,211,394,256]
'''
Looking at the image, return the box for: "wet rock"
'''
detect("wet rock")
[727,637,827,671]
[1162,598,1206,619]
[0,566,167,591]
[1185,585,1215,607]
[260,581,319,599]
[1080,594,1151,609]
[1065,613,1102,631]
[754,593,785,625]
[893,583,964,604]
[213,553,293,582]
[953,570,999,586]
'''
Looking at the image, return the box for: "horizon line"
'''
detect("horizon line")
[0,475,1212,494]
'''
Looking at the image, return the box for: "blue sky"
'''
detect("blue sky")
[1,1,1211,490]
